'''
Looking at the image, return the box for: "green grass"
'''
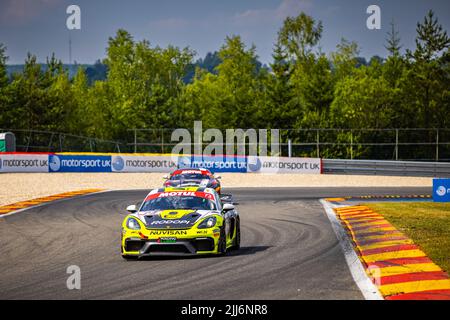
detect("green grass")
[365,202,450,273]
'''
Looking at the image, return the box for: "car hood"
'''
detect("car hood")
[137,209,215,229]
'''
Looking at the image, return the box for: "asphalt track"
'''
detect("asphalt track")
[0,187,430,300]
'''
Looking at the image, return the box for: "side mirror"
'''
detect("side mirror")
[222,203,235,211]
[162,175,169,180]
[126,204,138,213]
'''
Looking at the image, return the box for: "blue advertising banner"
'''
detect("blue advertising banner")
[177,155,247,173]
[49,154,112,172]
[433,178,450,202]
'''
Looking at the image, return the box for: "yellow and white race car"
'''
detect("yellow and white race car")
[121,187,240,259]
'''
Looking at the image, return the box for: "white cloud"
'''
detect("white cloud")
[233,0,313,26]
[0,0,61,25]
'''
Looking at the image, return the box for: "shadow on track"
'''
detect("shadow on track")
[122,246,272,262]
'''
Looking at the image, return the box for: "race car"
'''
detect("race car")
[163,168,222,194]
[121,186,240,259]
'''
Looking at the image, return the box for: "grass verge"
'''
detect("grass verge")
[365,202,450,273]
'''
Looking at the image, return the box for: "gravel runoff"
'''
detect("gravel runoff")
[0,172,432,207]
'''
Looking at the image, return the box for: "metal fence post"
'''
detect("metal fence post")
[288,139,292,158]
[436,129,439,162]
[134,129,137,153]
[395,129,399,161]
[316,130,320,158]
[161,129,164,154]
[350,130,353,160]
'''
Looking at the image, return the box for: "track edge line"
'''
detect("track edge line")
[319,198,383,300]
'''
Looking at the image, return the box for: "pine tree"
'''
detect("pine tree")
[385,20,402,57]
[0,43,8,88]
[408,10,450,62]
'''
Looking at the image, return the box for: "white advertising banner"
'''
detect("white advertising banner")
[111,155,178,172]
[0,154,49,173]
[247,156,321,174]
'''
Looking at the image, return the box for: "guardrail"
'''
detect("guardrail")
[323,159,450,177]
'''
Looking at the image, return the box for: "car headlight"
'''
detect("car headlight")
[198,216,217,229]
[126,217,141,230]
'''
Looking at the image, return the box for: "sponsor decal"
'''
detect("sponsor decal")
[159,237,177,243]
[176,169,205,175]
[145,191,215,201]
[112,156,124,171]
[433,179,450,202]
[150,220,191,225]
[49,155,61,171]
[247,156,262,172]
[148,230,188,236]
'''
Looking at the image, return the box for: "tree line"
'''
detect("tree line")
[0,11,448,151]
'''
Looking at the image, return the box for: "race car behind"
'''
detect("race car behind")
[163,168,222,194]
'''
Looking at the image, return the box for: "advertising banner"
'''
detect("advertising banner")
[111,155,177,172]
[433,178,450,202]
[177,155,248,173]
[0,153,49,173]
[49,154,111,172]
[247,156,321,174]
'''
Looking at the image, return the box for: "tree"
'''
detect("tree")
[408,10,449,62]
[0,43,10,128]
[262,41,296,129]
[331,38,360,80]
[0,43,8,88]
[278,12,323,61]
[385,20,402,57]
[402,11,450,128]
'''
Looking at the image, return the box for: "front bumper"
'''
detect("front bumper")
[122,229,219,257]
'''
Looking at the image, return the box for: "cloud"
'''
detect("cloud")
[233,0,313,26]
[0,0,61,26]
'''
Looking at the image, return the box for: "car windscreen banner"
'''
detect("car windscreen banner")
[177,155,247,173]
[49,154,112,172]
[111,155,177,172]
[145,191,215,201]
[0,153,49,172]
[247,156,321,174]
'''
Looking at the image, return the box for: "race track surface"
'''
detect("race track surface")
[0,187,430,299]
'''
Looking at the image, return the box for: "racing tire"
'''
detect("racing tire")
[121,255,138,260]
[217,226,227,256]
[231,219,241,251]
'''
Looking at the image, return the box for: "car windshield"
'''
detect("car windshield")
[171,173,208,180]
[141,196,217,211]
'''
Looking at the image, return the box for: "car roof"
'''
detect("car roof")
[170,168,212,176]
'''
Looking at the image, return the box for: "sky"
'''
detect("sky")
[0,0,449,65]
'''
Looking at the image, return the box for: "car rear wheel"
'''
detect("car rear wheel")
[231,219,241,250]
[217,226,227,255]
